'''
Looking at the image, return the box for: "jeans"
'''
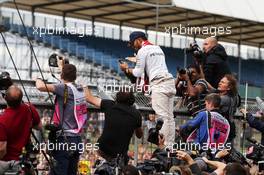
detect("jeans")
[50,136,81,175]
[151,74,176,145]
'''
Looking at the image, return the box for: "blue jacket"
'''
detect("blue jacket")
[180,111,209,145]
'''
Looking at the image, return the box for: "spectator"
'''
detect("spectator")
[202,157,226,175]
[122,165,140,175]
[175,150,202,175]
[202,37,231,89]
[0,85,41,173]
[36,61,87,175]
[223,162,249,175]
[84,87,143,165]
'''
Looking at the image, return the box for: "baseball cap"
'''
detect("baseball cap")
[128,31,146,46]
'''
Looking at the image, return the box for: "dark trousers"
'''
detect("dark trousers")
[50,136,81,175]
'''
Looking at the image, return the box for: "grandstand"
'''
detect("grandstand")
[1,1,264,98]
[0,0,264,174]
[7,23,264,86]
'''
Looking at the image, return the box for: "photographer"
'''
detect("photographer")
[0,85,41,173]
[36,60,87,175]
[202,37,231,89]
[240,108,264,145]
[84,87,143,165]
[176,64,209,116]
[205,75,240,145]
[179,93,230,149]
[119,31,176,145]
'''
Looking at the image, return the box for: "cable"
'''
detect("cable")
[0,31,55,174]
[1,1,64,173]
[13,0,60,123]
[12,2,80,174]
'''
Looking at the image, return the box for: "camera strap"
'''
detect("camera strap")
[57,84,72,152]
[207,111,212,145]
[207,111,212,129]
[59,84,68,131]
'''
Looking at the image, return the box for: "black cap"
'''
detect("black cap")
[129,31,146,45]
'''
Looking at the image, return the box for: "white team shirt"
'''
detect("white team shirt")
[132,41,170,81]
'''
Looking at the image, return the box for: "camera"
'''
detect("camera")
[147,119,164,145]
[223,147,249,166]
[45,123,62,143]
[185,42,204,65]
[177,67,191,77]
[48,53,69,67]
[246,138,264,163]
[94,155,127,175]
[137,148,184,174]
[94,161,116,175]
[0,71,13,90]
[137,160,164,175]
[259,161,264,172]
[118,59,126,64]
[185,42,200,53]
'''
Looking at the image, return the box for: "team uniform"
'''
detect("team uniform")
[132,40,176,145]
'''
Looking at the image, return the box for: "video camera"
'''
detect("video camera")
[222,147,250,166]
[185,42,204,65]
[147,119,164,145]
[137,160,165,175]
[0,71,13,91]
[48,53,69,67]
[137,148,185,174]
[246,138,264,164]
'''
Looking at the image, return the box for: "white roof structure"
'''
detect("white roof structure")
[172,0,264,23]
[2,0,264,47]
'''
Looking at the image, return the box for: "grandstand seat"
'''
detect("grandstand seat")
[5,22,263,86]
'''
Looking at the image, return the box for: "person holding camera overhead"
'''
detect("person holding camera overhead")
[175,64,209,116]
[119,31,176,146]
[202,37,231,89]
[0,85,42,174]
[35,57,87,175]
